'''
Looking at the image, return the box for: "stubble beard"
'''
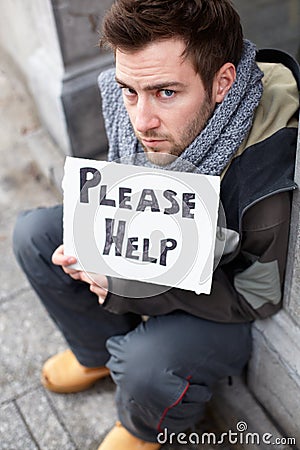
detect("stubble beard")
[137,93,214,166]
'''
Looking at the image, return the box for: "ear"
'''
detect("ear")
[213,63,236,104]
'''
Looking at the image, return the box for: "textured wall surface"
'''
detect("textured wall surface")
[236,0,300,57]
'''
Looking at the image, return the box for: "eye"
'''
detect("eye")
[122,87,137,97]
[159,89,175,99]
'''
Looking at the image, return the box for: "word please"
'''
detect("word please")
[80,167,196,219]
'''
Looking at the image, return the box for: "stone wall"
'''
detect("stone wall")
[0,0,114,157]
[51,0,114,157]
[0,0,70,154]
[236,0,300,57]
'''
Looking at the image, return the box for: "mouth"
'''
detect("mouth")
[141,138,167,148]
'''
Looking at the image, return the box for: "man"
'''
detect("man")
[13,0,299,449]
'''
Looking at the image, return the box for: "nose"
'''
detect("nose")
[134,97,160,134]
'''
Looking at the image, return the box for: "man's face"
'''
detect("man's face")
[115,38,215,166]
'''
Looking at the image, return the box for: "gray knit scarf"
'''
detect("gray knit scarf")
[99,40,264,176]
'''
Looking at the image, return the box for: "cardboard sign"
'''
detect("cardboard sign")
[63,156,220,295]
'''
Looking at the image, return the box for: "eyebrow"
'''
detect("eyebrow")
[115,76,186,91]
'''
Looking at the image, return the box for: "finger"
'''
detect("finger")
[79,272,108,289]
[90,284,108,303]
[89,284,107,295]
[52,244,77,266]
[82,272,108,290]
[69,271,84,280]
[79,271,94,285]
[63,266,82,276]
[98,297,105,305]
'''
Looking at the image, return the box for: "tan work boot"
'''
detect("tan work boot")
[41,349,110,393]
[98,421,161,449]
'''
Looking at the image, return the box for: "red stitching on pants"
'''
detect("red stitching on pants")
[157,375,192,432]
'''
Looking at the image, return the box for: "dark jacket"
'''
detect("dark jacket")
[99,49,300,323]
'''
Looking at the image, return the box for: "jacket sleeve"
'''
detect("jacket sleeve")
[230,191,292,319]
[101,192,292,322]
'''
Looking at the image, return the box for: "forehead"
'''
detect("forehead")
[115,38,197,86]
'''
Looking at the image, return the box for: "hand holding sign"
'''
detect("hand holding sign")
[79,271,108,304]
[52,244,79,278]
[52,244,108,303]
[63,157,220,297]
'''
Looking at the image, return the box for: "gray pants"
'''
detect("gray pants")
[13,205,252,442]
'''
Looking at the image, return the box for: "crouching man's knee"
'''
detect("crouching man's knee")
[105,332,209,440]
[106,334,190,412]
[13,205,63,279]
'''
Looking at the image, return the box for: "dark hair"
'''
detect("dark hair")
[100,0,243,94]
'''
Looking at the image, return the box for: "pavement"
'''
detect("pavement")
[0,47,225,450]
